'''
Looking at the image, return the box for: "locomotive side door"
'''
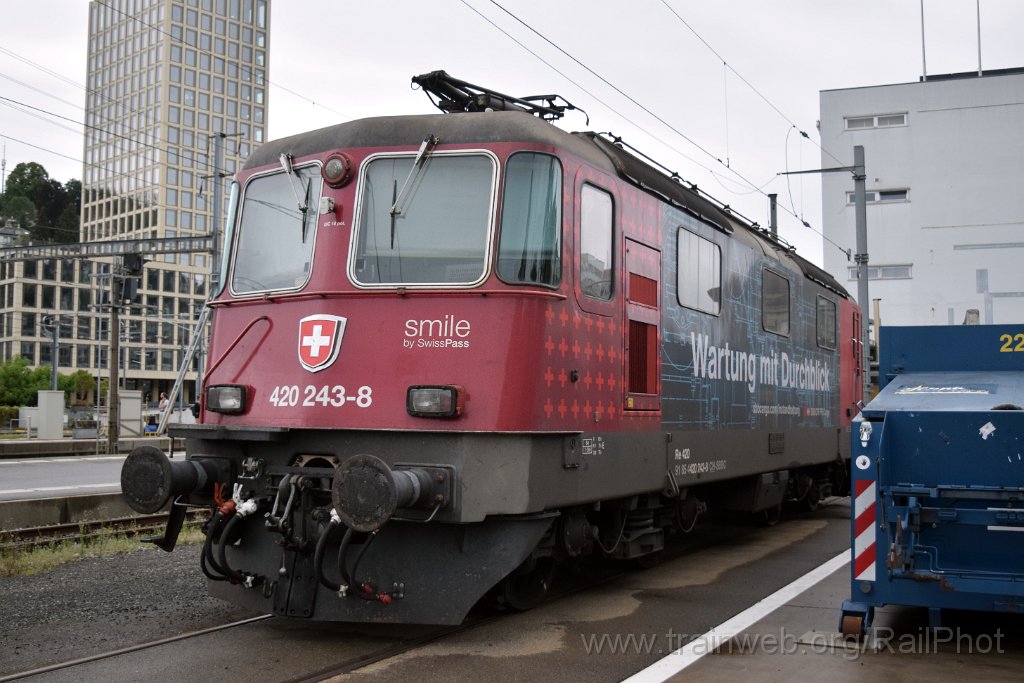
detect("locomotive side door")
[623,239,661,412]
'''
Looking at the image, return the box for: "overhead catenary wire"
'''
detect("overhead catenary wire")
[477,0,852,258]
[656,0,849,172]
[93,0,355,123]
[0,131,228,229]
[456,0,723,181]
[656,0,858,257]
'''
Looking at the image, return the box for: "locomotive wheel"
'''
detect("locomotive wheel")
[761,503,783,527]
[630,550,664,570]
[493,556,557,612]
[841,614,864,638]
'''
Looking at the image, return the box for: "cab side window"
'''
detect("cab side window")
[580,185,613,300]
[817,295,837,349]
[498,153,562,287]
[763,269,790,336]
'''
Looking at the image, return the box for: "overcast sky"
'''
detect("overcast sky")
[2,0,1023,267]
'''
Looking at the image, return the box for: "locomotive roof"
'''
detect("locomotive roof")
[246,111,849,299]
[246,111,607,169]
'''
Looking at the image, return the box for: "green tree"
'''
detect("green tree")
[3,162,49,199]
[59,370,96,405]
[0,356,53,406]
[0,162,80,243]
[57,178,82,240]
[0,195,36,229]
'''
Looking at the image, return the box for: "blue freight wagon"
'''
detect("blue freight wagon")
[840,324,1024,636]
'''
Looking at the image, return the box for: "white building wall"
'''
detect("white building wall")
[820,71,1024,327]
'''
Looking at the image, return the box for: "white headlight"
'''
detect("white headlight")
[407,385,464,418]
[206,385,246,414]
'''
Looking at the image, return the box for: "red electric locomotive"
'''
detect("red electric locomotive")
[121,72,862,624]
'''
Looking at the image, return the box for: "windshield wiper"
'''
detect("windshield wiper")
[279,153,309,233]
[389,134,439,217]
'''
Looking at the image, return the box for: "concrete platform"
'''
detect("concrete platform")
[653,560,1024,682]
[0,493,141,531]
[0,436,170,458]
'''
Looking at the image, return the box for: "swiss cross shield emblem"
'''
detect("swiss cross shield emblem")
[298,315,347,372]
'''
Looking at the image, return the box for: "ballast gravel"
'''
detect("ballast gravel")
[0,543,259,677]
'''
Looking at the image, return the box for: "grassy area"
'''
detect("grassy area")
[0,526,204,577]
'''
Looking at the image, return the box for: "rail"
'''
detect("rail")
[0,510,205,552]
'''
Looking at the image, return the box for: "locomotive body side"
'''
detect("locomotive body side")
[121,111,859,624]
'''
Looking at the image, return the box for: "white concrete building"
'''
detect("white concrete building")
[819,68,1024,326]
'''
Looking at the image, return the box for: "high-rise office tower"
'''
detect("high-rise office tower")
[0,0,270,403]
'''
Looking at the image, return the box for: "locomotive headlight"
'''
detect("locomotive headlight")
[206,384,248,414]
[322,152,353,188]
[407,385,464,418]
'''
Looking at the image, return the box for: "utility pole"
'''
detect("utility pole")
[852,146,871,401]
[206,131,240,292]
[779,144,871,402]
[42,315,59,390]
[107,266,122,454]
[107,253,145,452]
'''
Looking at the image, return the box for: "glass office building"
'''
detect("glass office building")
[0,0,270,406]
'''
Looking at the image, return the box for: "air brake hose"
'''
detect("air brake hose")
[201,510,230,581]
[336,527,354,588]
[315,516,342,591]
[217,513,245,584]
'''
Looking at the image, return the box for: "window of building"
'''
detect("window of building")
[163,270,176,293]
[21,312,36,337]
[845,189,909,204]
[580,185,613,300]
[763,269,790,336]
[77,315,91,340]
[847,264,913,280]
[676,227,721,315]
[844,113,907,130]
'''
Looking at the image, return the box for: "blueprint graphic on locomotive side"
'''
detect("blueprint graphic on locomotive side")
[660,208,837,431]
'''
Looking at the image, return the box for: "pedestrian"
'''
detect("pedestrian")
[159,392,169,412]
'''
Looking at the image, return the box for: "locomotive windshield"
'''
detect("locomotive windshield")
[231,165,322,293]
[352,153,496,286]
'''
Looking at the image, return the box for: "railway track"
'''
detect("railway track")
[0,509,205,551]
[0,551,632,682]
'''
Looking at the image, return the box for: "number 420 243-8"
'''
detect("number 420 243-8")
[268,385,373,408]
